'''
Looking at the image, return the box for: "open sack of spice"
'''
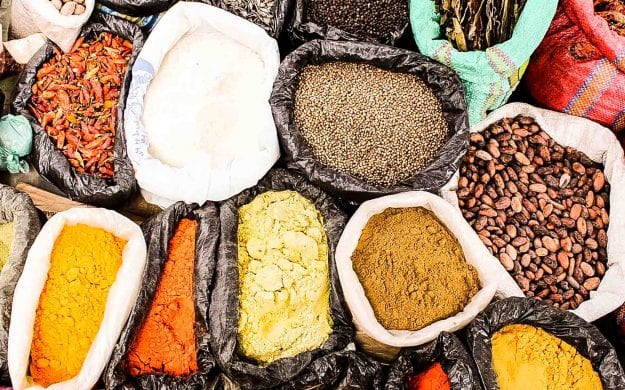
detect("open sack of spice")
[203,0,291,38]
[410,0,557,125]
[10,0,95,53]
[270,39,468,203]
[385,332,481,390]
[7,207,146,390]
[288,0,409,45]
[334,191,500,348]
[97,0,175,16]
[0,185,40,385]
[12,13,145,207]
[441,102,625,322]
[468,297,625,389]
[124,2,280,208]
[525,0,625,135]
[104,201,220,389]
[210,169,353,389]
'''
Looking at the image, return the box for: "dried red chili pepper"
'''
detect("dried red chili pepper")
[28,32,132,178]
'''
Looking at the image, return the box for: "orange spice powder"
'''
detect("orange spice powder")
[125,218,198,377]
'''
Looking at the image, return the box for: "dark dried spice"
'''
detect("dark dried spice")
[595,0,625,36]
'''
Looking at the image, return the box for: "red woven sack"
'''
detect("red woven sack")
[525,0,625,137]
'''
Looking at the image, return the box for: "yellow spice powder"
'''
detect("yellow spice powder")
[30,224,125,387]
[237,190,332,365]
[0,221,14,271]
[492,324,602,390]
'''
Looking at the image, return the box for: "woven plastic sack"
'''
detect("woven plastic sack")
[0,115,31,174]
[334,191,501,348]
[8,207,147,390]
[385,332,481,390]
[525,0,625,135]
[10,0,95,53]
[0,185,40,385]
[410,0,557,125]
[468,297,625,389]
[441,102,625,323]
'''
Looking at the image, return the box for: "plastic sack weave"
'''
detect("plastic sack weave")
[12,13,145,207]
[525,0,625,136]
[104,202,220,389]
[468,297,625,389]
[0,115,32,174]
[410,0,557,125]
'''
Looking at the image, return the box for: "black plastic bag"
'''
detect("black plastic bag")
[0,184,41,384]
[97,0,176,16]
[104,201,220,389]
[270,39,469,203]
[210,168,354,389]
[384,332,481,390]
[468,297,625,390]
[199,0,291,39]
[287,0,408,45]
[12,13,145,207]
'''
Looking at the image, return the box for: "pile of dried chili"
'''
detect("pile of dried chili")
[28,32,132,178]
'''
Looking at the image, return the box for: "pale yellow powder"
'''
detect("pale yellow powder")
[0,221,14,271]
[492,324,602,390]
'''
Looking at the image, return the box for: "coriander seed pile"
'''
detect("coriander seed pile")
[294,62,449,187]
[304,0,408,39]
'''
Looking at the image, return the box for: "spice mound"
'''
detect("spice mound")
[437,0,527,51]
[237,190,332,365]
[351,207,480,330]
[30,224,125,386]
[304,0,408,39]
[126,218,198,377]
[491,324,602,390]
[458,115,610,310]
[294,62,448,187]
[223,0,277,35]
[0,221,14,271]
[28,32,132,178]
[408,362,451,390]
[595,0,625,36]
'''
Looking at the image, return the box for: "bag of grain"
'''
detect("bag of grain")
[210,169,353,389]
[334,191,502,348]
[10,0,95,53]
[441,102,625,322]
[271,39,468,203]
[104,202,220,389]
[124,2,280,208]
[0,184,40,384]
[8,207,146,390]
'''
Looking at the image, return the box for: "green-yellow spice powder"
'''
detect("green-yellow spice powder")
[237,190,332,365]
[0,221,14,271]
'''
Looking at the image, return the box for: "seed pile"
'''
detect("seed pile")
[304,0,408,39]
[29,32,132,178]
[595,0,625,36]
[50,0,87,15]
[351,207,480,330]
[458,116,610,310]
[295,62,448,187]
[223,0,276,35]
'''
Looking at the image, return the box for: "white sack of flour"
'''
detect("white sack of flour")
[124,2,280,208]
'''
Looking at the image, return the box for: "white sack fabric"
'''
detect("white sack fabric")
[8,208,146,390]
[442,102,625,322]
[334,191,502,348]
[10,0,94,53]
[124,2,280,208]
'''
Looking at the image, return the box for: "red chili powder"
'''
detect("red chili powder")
[408,362,451,390]
[125,218,198,377]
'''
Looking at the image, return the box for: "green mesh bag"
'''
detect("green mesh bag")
[0,114,32,173]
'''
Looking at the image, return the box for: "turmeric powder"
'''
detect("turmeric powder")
[30,224,125,387]
[125,218,198,377]
[491,324,602,390]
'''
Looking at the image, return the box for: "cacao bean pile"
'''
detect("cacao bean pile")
[303,0,408,40]
[457,116,610,310]
[50,0,87,16]
[294,62,449,187]
[28,32,132,178]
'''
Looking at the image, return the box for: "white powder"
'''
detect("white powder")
[142,31,267,168]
